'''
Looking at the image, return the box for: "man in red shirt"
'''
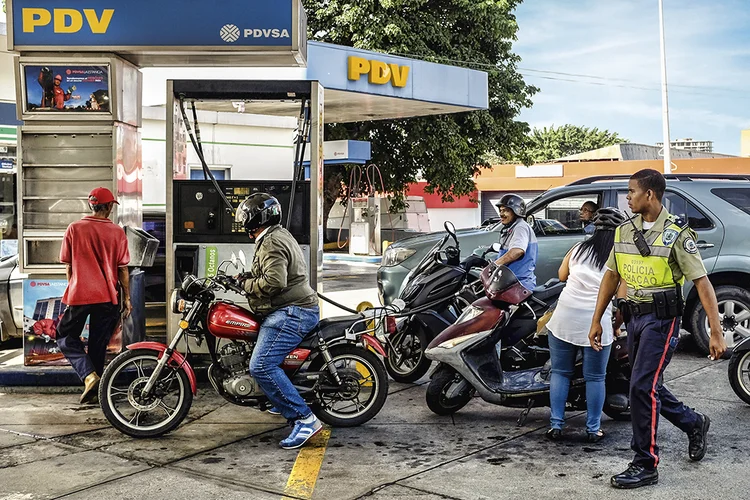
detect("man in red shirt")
[56,187,132,404]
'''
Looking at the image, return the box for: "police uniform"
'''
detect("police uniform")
[607,208,706,471]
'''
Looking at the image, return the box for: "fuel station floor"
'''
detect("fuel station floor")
[0,347,748,500]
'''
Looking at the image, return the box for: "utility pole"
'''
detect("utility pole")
[658,0,672,174]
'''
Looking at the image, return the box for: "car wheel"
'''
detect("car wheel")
[690,285,750,355]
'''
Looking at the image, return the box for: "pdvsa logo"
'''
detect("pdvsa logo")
[219,24,291,43]
[22,8,114,34]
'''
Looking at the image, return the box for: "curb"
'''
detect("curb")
[324,253,382,264]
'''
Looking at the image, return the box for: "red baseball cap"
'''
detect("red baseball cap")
[88,187,119,205]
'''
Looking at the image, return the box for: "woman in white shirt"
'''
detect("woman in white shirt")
[545,207,626,443]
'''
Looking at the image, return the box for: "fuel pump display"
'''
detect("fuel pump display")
[174,180,311,244]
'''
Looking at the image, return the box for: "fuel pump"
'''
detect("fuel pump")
[165,80,324,350]
[348,196,381,256]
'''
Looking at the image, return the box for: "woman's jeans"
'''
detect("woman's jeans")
[249,305,320,422]
[548,332,611,433]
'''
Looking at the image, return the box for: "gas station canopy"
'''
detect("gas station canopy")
[7,0,488,123]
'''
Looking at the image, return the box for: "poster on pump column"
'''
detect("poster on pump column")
[22,64,110,114]
[22,280,122,367]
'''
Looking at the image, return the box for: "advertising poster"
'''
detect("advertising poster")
[23,280,122,367]
[23,65,110,113]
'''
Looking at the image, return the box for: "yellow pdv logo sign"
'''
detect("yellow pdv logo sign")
[22,8,115,34]
[348,56,410,88]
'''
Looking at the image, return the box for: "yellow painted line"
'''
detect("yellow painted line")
[281,427,332,500]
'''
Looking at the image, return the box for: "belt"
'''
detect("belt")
[626,300,654,317]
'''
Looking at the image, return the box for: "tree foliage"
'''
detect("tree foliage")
[302,0,537,213]
[524,124,627,163]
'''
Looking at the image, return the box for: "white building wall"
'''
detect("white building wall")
[427,208,481,232]
[0,34,16,104]
[140,108,296,210]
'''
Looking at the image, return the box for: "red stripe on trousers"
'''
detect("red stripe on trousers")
[649,318,677,468]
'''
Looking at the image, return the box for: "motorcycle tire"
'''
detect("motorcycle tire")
[386,324,432,383]
[728,350,750,405]
[426,366,472,416]
[99,349,193,438]
[309,344,389,428]
[602,405,631,422]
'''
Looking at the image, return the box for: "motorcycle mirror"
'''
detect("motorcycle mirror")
[444,221,458,244]
[238,250,247,268]
[391,298,407,312]
[230,252,238,268]
[491,242,502,252]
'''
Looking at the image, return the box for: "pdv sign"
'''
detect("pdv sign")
[8,0,300,50]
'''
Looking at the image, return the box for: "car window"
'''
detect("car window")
[616,190,713,230]
[712,188,750,216]
[529,192,602,236]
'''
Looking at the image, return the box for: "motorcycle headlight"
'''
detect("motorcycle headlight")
[456,305,484,325]
[170,289,190,314]
[438,332,483,349]
[382,247,416,267]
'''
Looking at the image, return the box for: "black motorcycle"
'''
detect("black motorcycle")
[728,337,750,405]
[383,222,491,382]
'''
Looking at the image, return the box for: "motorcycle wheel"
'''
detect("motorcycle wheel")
[728,350,750,405]
[386,324,432,383]
[99,349,193,438]
[426,366,472,415]
[310,344,389,427]
[603,405,631,421]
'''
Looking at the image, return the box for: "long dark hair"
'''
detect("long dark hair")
[573,229,615,270]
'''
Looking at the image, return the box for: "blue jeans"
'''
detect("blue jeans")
[249,305,320,422]
[548,332,611,433]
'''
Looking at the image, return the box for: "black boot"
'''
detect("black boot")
[611,463,658,489]
[688,412,710,461]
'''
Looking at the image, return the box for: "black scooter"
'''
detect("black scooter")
[384,222,490,382]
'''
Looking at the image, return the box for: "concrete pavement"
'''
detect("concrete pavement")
[0,348,748,500]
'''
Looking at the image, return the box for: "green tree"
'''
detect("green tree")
[525,124,627,163]
[302,0,537,219]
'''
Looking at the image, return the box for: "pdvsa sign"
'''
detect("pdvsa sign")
[348,56,410,88]
[8,0,302,53]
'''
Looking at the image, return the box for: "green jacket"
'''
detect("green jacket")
[242,225,317,316]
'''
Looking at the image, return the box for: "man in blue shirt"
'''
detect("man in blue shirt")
[494,194,538,290]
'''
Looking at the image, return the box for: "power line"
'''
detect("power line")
[386,51,748,99]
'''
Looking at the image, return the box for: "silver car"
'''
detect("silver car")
[377,174,750,355]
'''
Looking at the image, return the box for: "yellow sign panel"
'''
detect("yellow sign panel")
[348,56,410,88]
[22,8,115,34]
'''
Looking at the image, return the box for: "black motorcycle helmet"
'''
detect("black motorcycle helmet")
[592,207,626,230]
[495,194,527,218]
[235,193,282,234]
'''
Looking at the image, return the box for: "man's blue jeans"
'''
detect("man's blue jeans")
[548,332,611,433]
[249,305,320,421]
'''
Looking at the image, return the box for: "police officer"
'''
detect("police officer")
[494,194,538,290]
[588,169,726,489]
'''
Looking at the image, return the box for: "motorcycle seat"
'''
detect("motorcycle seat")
[531,281,565,302]
[305,314,365,341]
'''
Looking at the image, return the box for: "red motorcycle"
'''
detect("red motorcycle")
[99,255,389,438]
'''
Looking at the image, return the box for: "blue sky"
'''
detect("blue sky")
[513,0,750,155]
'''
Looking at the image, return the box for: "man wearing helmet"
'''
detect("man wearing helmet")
[234,193,321,450]
[494,193,538,290]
